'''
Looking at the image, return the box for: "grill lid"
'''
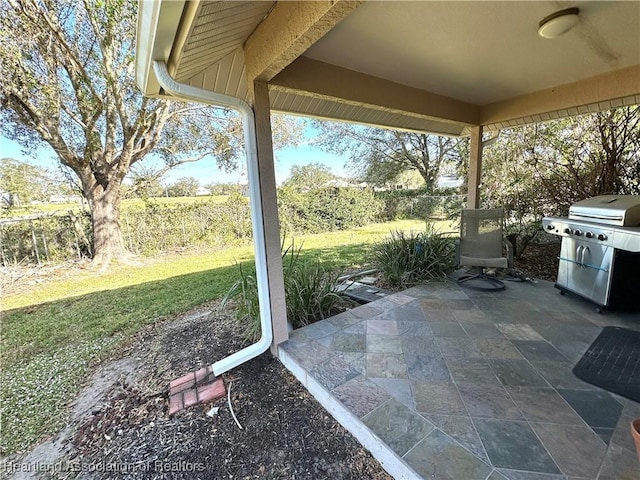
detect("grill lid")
[569,195,640,226]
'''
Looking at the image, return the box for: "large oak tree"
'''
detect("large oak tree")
[0,0,302,268]
[312,120,465,191]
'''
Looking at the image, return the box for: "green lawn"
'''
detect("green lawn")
[1,218,440,454]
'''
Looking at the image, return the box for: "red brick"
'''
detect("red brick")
[183,388,198,407]
[197,379,226,403]
[169,372,195,394]
[169,394,183,416]
[170,382,193,395]
[195,366,210,384]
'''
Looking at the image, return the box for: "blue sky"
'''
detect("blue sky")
[162,140,350,186]
[0,126,350,187]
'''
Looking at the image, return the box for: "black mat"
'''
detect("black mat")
[572,326,640,403]
[339,282,392,304]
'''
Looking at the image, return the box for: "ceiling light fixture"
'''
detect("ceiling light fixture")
[538,7,580,39]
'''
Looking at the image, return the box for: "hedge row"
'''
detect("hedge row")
[278,187,383,234]
[1,188,464,265]
[0,214,91,265]
[121,192,252,255]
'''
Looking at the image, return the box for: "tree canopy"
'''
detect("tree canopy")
[481,105,640,257]
[283,163,337,191]
[312,120,466,191]
[126,164,166,199]
[167,177,200,197]
[0,157,65,207]
[0,0,303,267]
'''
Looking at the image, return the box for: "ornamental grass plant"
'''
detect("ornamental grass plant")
[223,241,345,341]
[373,224,456,289]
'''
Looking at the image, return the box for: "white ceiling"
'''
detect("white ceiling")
[303,1,640,105]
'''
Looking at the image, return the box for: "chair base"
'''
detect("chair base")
[457,272,506,291]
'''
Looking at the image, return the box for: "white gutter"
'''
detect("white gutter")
[153,61,273,376]
[135,0,186,96]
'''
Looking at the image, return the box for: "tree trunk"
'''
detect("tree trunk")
[85,180,132,269]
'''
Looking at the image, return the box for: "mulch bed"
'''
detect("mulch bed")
[64,307,392,480]
[513,240,561,282]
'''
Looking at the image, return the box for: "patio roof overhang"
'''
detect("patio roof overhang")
[136,0,640,137]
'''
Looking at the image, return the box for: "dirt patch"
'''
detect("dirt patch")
[4,357,143,480]
[514,240,561,282]
[37,305,391,480]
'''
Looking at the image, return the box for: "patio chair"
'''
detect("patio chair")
[456,208,513,291]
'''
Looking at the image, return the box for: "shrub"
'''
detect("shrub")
[372,224,456,289]
[221,262,261,341]
[375,188,465,221]
[223,242,344,341]
[2,186,386,265]
[278,187,383,234]
[282,243,343,328]
[122,195,252,255]
[0,212,92,265]
[504,217,543,260]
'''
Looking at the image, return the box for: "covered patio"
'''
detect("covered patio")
[280,278,640,479]
[136,0,640,352]
[135,1,640,478]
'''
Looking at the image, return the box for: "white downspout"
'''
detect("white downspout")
[153,61,273,376]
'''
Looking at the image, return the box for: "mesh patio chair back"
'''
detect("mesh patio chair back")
[459,208,508,269]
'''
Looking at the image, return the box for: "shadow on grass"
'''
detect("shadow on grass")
[1,241,377,367]
[0,235,390,455]
[1,261,250,367]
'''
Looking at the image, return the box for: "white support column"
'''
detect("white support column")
[252,81,289,352]
[467,126,484,209]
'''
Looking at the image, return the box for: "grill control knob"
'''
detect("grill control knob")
[597,233,608,241]
[585,231,594,239]
[546,224,555,230]
[574,229,582,236]
[563,228,572,234]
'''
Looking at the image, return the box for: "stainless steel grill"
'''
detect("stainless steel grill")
[542,195,640,311]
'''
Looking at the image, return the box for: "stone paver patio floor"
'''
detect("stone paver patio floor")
[278,278,640,479]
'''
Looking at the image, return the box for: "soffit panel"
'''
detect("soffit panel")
[485,93,640,132]
[175,1,275,83]
[184,49,250,102]
[167,0,639,134]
